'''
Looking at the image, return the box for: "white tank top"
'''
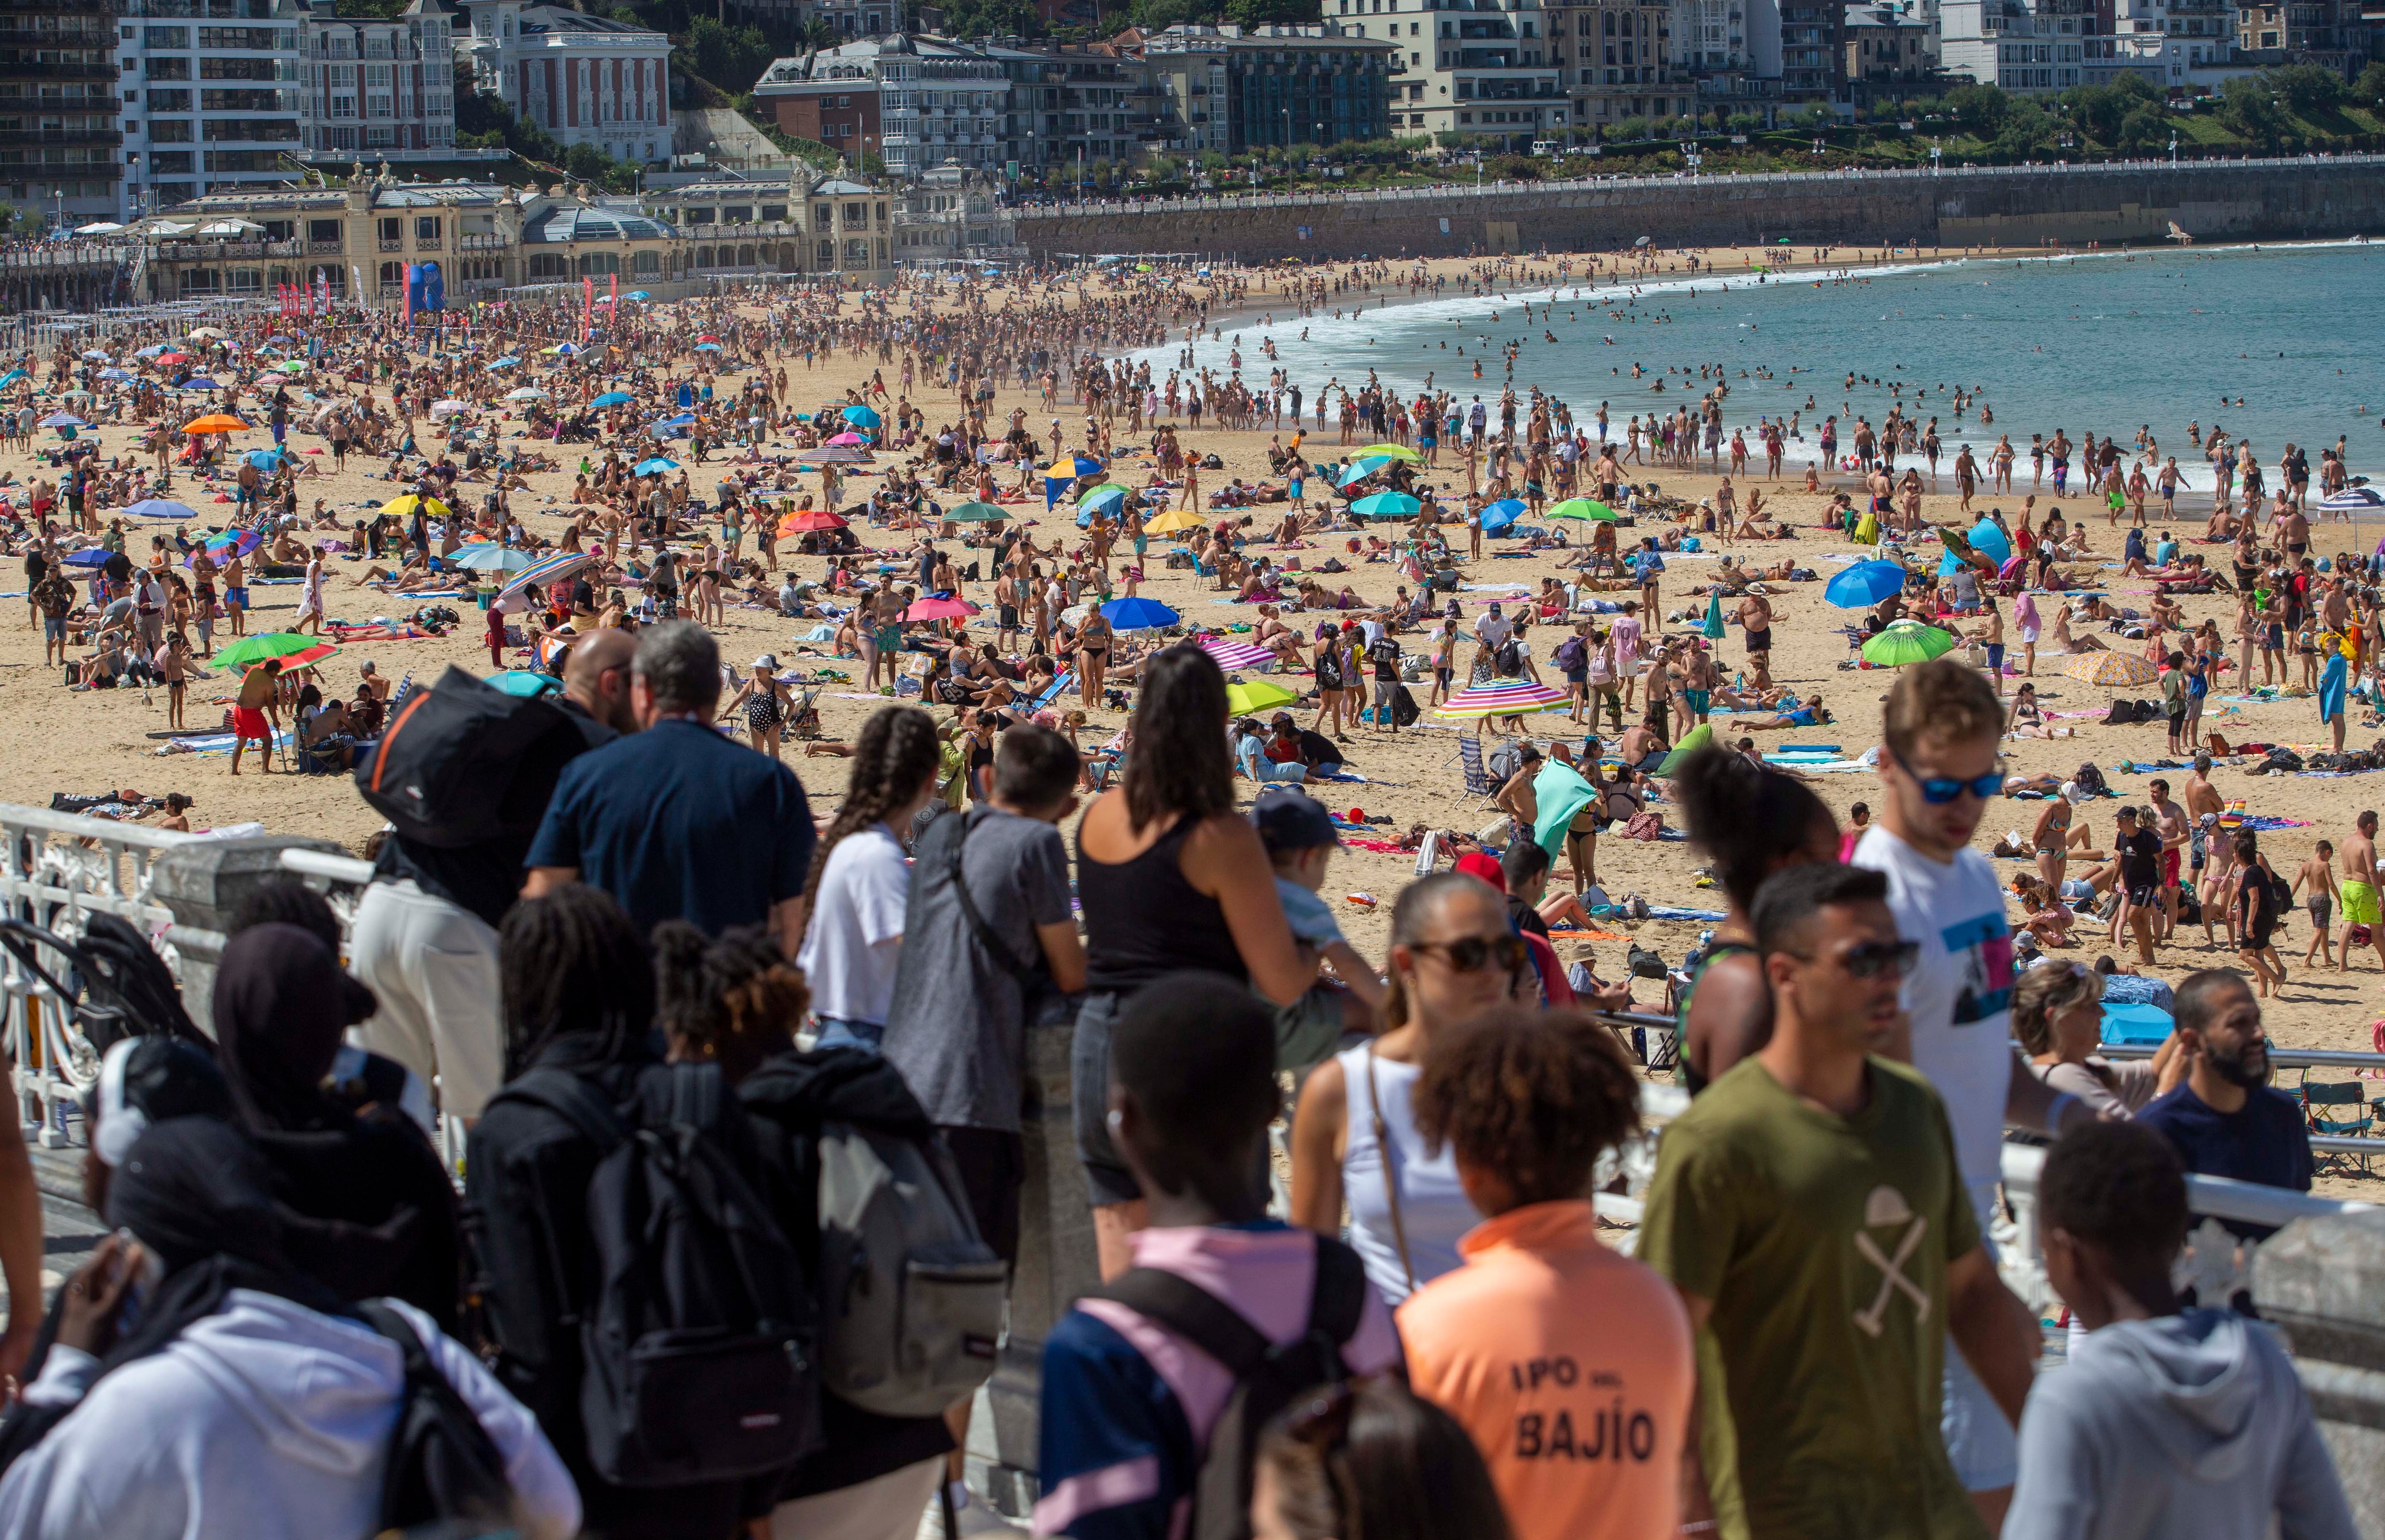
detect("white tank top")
[1337,1043,1473,1306]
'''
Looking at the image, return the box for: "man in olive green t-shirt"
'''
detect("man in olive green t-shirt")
[1638,862,2037,1540]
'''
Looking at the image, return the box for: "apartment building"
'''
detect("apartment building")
[1545,0,1694,129]
[750,67,884,155]
[1941,0,2093,87]
[453,0,670,166]
[1843,0,1931,84]
[1140,23,1397,154]
[117,0,302,219]
[0,0,119,229]
[295,0,458,165]
[640,171,894,275]
[1343,0,1561,146]
[2080,0,2239,86]
[2235,0,2369,58]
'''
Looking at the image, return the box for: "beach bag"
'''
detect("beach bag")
[488,1065,819,1488]
[2072,762,2108,796]
[1622,809,1666,841]
[357,1302,517,1536]
[1391,683,1420,728]
[354,666,585,849]
[1089,1237,1369,1540]
[813,1114,1006,1417]
[1627,943,1670,981]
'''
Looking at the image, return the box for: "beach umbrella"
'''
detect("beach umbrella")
[176,377,220,391]
[185,327,224,341]
[1530,760,1598,858]
[273,360,307,374]
[1861,620,1958,668]
[486,669,561,698]
[505,387,549,402]
[778,509,848,535]
[1547,497,1616,522]
[1703,593,1726,641]
[1480,500,1525,535]
[243,449,294,471]
[945,500,1006,523]
[497,551,591,606]
[1824,558,1909,608]
[1433,681,1569,718]
[487,356,523,369]
[155,352,191,366]
[380,493,449,520]
[1202,639,1277,671]
[591,391,634,407]
[211,631,320,668]
[1656,721,1720,775]
[547,342,581,355]
[1101,596,1179,631]
[123,498,198,521]
[1966,519,2012,565]
[278,641,340,672]
[2320,487,2384,512]
[800,444,873,463]
[2063,650,2159,687]
[133,346,166,359]
[906,595,977,622]
[842,405,882,429]
[1142,507,1205,535]
[826,431,867,446]
[181,413,247,434]
[1352,491,1422,520]
[1077,483,1129,512]
[0,369,24,387]
[428,400,470,421]
[1225,678,1298,716]
[62,548,111,568]
[448,545,537,574]
[37,412,88,429]
[633,457,679,475]
[1337,463,1379,488]
[188,528,260,565]
[693,342,723,352]
[622,290,651,301]
[1042,456,1103,478]
[78,349,108,362]
[1354,443,1422,462]
[97,367,131,381]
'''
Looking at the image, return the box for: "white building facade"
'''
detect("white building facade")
[297,0,459,163]
[117,0,304,218]
[454,0,670,166]
[1940,0,2094,89]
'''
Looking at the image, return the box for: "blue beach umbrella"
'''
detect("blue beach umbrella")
[1100,596,1180,631]
[486,669,561,697]
[1352,491,1422,519]
[486,355,522,368]
[693,342,723,351]
[633,457,679,475]
[97,367,131,382]
[1824,558,1909,608]
[38,412,89,429]
[123,498,199,521]
[1966,519,2012,565]
[449,545,537,573]
[1480,499,1526,534]
[62,548,111,567]
[622,290,651,300]
[842,404,881,429]
[591,391,634,407]
[178,377,218,390]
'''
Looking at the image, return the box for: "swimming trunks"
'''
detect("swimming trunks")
[2341,879,2380,927]
[231,706,270,740]
[1745,628,1772,653]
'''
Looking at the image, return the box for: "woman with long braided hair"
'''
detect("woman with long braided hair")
[796,703,943,1052]
[652,920,809,1085]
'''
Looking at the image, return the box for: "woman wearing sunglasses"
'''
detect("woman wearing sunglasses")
[1289,872,1525,1305]
[1252,1377,1509,1540]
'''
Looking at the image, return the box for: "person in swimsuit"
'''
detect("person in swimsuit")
[228,657,284,776]
[722,652,791,760]
[2006,681,2072,739]
[1075,610,1114,708]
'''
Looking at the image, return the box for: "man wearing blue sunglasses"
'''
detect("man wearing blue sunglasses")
[1852,657,2100,1533]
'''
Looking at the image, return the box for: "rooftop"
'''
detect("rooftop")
[519,204,676,242]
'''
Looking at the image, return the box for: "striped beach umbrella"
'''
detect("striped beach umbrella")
[1202,639,1278,671]
[498,551,592,605]
[1433,680,1570,718]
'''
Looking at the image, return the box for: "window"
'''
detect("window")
[844,201,865,222]
[760,203,787,221]
[415,215,439,240]
[147,150,195,173]
[148,57,191,80]
[308,217,340,243]
[149,88,193,111]
[150,119,193,142]
[633,248,659,274]
[144,26,189,47]
[528,252,568,278]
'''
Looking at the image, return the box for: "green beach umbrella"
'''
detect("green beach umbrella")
[1702,593,1725,640]
[1354,443,1422,463]
[212,632,319,669]
[1548,497,1617,522]
[945,500,1007,522]
[1862,620,1958,668]
[1531,760,1597,857]
[1656,721,1718,776]
[1226,679,1298,716]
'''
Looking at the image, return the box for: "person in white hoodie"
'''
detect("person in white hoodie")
[0,1114,581,1540]
[2007,1120,2358,1540]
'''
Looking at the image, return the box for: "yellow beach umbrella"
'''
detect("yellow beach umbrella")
[1142,507,1204,535]
[1225,679,1298,716]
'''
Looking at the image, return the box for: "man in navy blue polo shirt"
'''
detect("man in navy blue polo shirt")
[524,620,815,947]
[2136,968,2312,1240]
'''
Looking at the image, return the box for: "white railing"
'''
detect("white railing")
[0,806,202,1146]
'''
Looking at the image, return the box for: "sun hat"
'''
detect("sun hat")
[754,652,778,670]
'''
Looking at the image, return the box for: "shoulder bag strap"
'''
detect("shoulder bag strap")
[1089,1267,1272,1381]
[1306,1235,1369,1354]
[945,808,1042,985]
[496,1067,630,1151]
[1363,1044,1416,1298]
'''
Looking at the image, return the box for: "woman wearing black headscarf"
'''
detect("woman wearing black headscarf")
[212,923,463,1332]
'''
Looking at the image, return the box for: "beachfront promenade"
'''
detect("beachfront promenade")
[1,802,2382,1531]
[1010,151,2385,260]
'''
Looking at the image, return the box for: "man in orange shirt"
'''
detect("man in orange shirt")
[1397,1005,1693,1540]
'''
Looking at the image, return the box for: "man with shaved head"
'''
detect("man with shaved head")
[559,628,639,744]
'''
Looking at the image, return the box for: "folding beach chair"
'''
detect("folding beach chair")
[1456,734,1499,810]
[1023,671,1076,716]
[2297,1071,2377,1177]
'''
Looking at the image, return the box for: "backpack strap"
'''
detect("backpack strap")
[1089,1268,1272,1382]
[667,1060,723,1132]
[1306,1236,1369,1353]
[493,1067,631,1151]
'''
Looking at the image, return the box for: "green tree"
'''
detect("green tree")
[1994,97,2059,155]
[2116,105,2170,155]
[2262,62,2347,114]
[2356,59,2385,104]
[1608,116,1650,141]
[941,0,1044,38]
[1224,0,1321,24]
[2219,74,2286,146]
[1943,82,2011,135]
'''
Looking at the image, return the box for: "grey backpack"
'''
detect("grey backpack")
[814,1122,1007,1417]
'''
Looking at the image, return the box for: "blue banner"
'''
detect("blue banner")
[406,260,445,314]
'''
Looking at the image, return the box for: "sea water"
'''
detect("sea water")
[1161,239,2385,491]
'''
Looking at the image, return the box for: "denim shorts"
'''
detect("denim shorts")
[812,1014,884,1052]
[1942,1228,2020,1490]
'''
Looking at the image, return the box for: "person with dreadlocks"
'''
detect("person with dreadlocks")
[795,704,943,1053]
[647,921,964,1540]
[467,885,757,1540]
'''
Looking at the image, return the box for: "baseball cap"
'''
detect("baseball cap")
[1454,850,1509,893]
[1251,789,1340,853]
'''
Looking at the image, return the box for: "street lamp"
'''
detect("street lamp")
[1930,137,1941,174]
[2169,129,2178,164]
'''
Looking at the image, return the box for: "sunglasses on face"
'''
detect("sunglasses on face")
[1913,762,2008,804]
[1410,933,1531,975]
[1828,939,1921,979]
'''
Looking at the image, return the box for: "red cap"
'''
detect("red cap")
[1454,851,1508,893]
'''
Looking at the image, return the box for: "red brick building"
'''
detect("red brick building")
[752,76,883,157]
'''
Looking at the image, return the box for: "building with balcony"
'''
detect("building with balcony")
[1546,0,1696,129]
[753,34,1002,178]
[2080,0,2242,86]
[0,0,120,229]
[894,158,1018,260]
[116,0,301,220]
[2234,0,2369,61]
[750,61,883,155]
[452,0,669,167]
[1843,0,1932,85]
[641,170,891,277]
[1141,21,1397,154]
[1369,0,1561,148]
[294,0,460,167]
[1942,0,2093,88]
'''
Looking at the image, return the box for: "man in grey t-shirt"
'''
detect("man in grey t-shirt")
[879,726,1085,1266]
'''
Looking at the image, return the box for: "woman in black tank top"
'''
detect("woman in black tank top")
[1071,648,1317,1276]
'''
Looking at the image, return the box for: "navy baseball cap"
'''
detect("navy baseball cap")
[1251,789,1341,853]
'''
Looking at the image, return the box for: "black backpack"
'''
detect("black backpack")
[354,665,588,848]
[357,1301,518,1536]
[1391,683,1420,728]
[1089,1237,1370,1540]
[490,1065,820,1488]
[1494,639,1524,676]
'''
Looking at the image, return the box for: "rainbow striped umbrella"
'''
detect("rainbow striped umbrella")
[1201,639,1277,671]
[1433,680,1570,718]
[498,550,592,605]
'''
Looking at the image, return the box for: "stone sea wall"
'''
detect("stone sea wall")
[1013,155,2385,262]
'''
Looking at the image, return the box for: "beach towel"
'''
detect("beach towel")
[153,728,292,757]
